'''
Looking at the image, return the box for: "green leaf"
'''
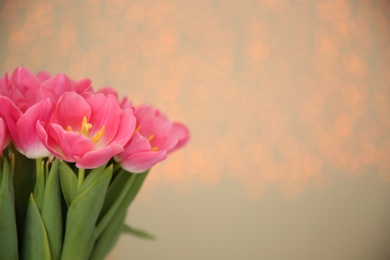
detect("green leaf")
[122,224,156,240]
[12,150,35,246]
[89,208,127,260]
[0,158,19,260]
[60,166,113,260]
[59,161,77,207]
[116,171,149,213]
[22,194,51,260]
[89,171,149,259]
[79,163,107,193]
[94,171,149,240]
[99,169,129,220]
[89,169,154,260]
[41,159,63,260]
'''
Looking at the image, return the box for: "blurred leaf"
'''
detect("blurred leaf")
[22,194,51,260]
[122,224,156,240]
[41,159,62,260]
[0,158,19,259]
[59,161,77,207]
[60,166,112,260]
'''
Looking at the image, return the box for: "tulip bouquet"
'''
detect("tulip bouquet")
[0,68,189,260]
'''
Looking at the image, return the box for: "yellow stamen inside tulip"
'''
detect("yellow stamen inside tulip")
[66,116,105,145]
[135,125,140,132]
[80,116,92,136]
[147,134,154,142]
[151,147,158,152]
[91,126,105,144]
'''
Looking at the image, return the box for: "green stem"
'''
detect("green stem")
[77,168,85,190]
[34,158,44,210]
[36,158,43,178]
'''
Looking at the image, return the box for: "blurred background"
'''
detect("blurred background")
[1,0,390,259]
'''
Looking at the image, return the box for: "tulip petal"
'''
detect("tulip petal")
[0,72,11,95]
[0,118,7,154]
[15,99,54,158]
[120,96,133,110]
[97,87,118,98]
[88,93,121,143]
[41,73,73,101]
[116,132,151,161]
[36,121,68,161]
[136,106,172,138]
[169,122,190,152]
[109,109,136,149]
[11,67,41,108]
[73,144,124,169]
[52,92,91,130]
[51,124,95,159]
[0,96,22,142]
[152,134,178,153]
[8,87,29,112]
[74,78,92,94]
[36,71,51,82]
[11,67,41,93]
[120,150,167,174]
[133,105,155,125]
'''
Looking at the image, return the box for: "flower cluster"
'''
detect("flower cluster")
[0,67,189,173]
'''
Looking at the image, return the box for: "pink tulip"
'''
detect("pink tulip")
[115,105,190,173]
[169,122,191,152]
[0,67,94,112]
[0,96,54,158]
[36,71,51,82]
[7,67,43,112]
[0,72,10,96]
[97,87,119,99]
[0,118,9,155]
[37,92,135,169]
[97,87,134,109]
[0,68,95,158]
[40,73,93,102]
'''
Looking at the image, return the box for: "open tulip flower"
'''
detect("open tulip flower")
[0,96,54,158]
[0,68,94,159]
[37,92,136,169]
[0,67,189,260]
[116,105,190,173]
[0,117,8,155]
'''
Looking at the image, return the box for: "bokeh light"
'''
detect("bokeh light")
[1,0,390,201]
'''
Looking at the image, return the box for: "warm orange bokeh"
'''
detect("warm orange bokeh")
[1,0,390,200]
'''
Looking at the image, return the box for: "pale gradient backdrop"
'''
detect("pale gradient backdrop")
[1,0,390,259]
